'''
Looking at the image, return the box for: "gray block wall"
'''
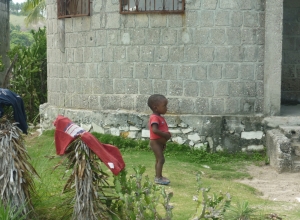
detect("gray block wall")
[46,0,266,115]
[281,0,300,104]
[0,0,10,85]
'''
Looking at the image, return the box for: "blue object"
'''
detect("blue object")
[0,88,28,134]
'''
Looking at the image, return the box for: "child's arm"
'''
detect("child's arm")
[151,124,171,141]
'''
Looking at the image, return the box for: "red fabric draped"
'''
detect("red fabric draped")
[53,115,125,175]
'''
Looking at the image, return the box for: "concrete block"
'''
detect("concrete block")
[126,79,138,94]
[93,47,103,62]
[141,46,154,62]
[188,133,201,142]
[136,14,149,28]
[127,46,140,62]
[153,80,167,95]
[148,64,162,79]
[179,98,195,114]
[243,11,259,27]
[96,30,107,46]
[195,98,209,114]
[154,46,169,62]
[110,63,121,78]
[134,63,148,79]
[145,29,160,44]
[215,11,230,26]
[199,47,214,62]
[200,10,214,27]
[130,29,145,45]
[169,46,184,62]
[102,79,114,94]
[244,46,257,62]
[202,0,217,9]
[83,47,93,63]
[150,14,167,27]
[255,63,264,80]
[162,29,177,45]
[241,131,263,139]
[142,129,150,138]
[114,79,126,94]
[210,28,226,44]
[225,98,239,114]
[247,145,264,151]
[244,81,256,97]
[114,46,126,62]
[184,81,199,97]
[169,80,183,96]
[103,47,114,62]
[180,31,191,44]
[230,11,243,27]
[182,128,193,134]
[210,98,225,115]
[214,81,229,96]
[215,47,230,61]
[208,64,222,79]
[230,46,244,62]
[122,64,134,78]
[226,28,241,45]
[242,29,256,45]
[107,30,120,45]
[172,136,185,144]
[194,28,209,45]
[169,129,182,134]
[200,81,213,97]
[186,10,199,27]
[178,65,193,80]
[220,0,239,9]
[110,128,120,136]
[240,64,255,80]
[184,46,199,62]
[98,63,110,78]
[223,63,239,79]
[106,13,120,28]
[238,0,254,9]
[121,32,130,44]
[129,126,140,131]
[163,65,177,80]
[168,14,183,27]
[229,81,243,97]
[139,79,153,95]
[193,65,207,80]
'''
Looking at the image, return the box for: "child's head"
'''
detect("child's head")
[147,94,168,115]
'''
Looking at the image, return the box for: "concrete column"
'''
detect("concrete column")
[264,0,284,116]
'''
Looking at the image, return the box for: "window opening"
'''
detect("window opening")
[57,0,90,18]
[120,0,184,14]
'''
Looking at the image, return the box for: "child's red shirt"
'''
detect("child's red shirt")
[149,114,169,140]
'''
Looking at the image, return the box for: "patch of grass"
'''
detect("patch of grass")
[25,131,300,220]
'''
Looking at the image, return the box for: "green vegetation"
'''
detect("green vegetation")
[24,130,300,219]
[7,27,47,123]
[10,23,34,48]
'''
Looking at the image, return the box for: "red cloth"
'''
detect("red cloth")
[148,114,169,140]
[53,115,125,175]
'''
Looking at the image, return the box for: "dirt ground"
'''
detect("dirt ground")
[237,165,300,203]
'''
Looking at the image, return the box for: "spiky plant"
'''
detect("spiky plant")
[59,138,118,220]
[0,117,39,219]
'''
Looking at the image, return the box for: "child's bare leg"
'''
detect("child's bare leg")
[150,140,165,178]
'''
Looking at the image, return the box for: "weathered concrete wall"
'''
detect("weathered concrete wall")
[46,0,266,115]
[40,104,265,152]
[0,0,10,85]
[263,0,283,116]
[281,0,300,104]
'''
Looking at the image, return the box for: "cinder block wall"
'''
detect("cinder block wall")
[46,0,265,115]
[281,0,300,104]
[0,0,10,84]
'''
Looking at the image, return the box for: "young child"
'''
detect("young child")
[147,94,171,185]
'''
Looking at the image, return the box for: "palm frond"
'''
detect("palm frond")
[0,118,39,218]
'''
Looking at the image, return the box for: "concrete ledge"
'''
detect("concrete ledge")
[40,103,265,152]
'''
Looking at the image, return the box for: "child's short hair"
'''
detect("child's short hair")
[147,94,166,110]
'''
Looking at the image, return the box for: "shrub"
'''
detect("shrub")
[7,27,47,123]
